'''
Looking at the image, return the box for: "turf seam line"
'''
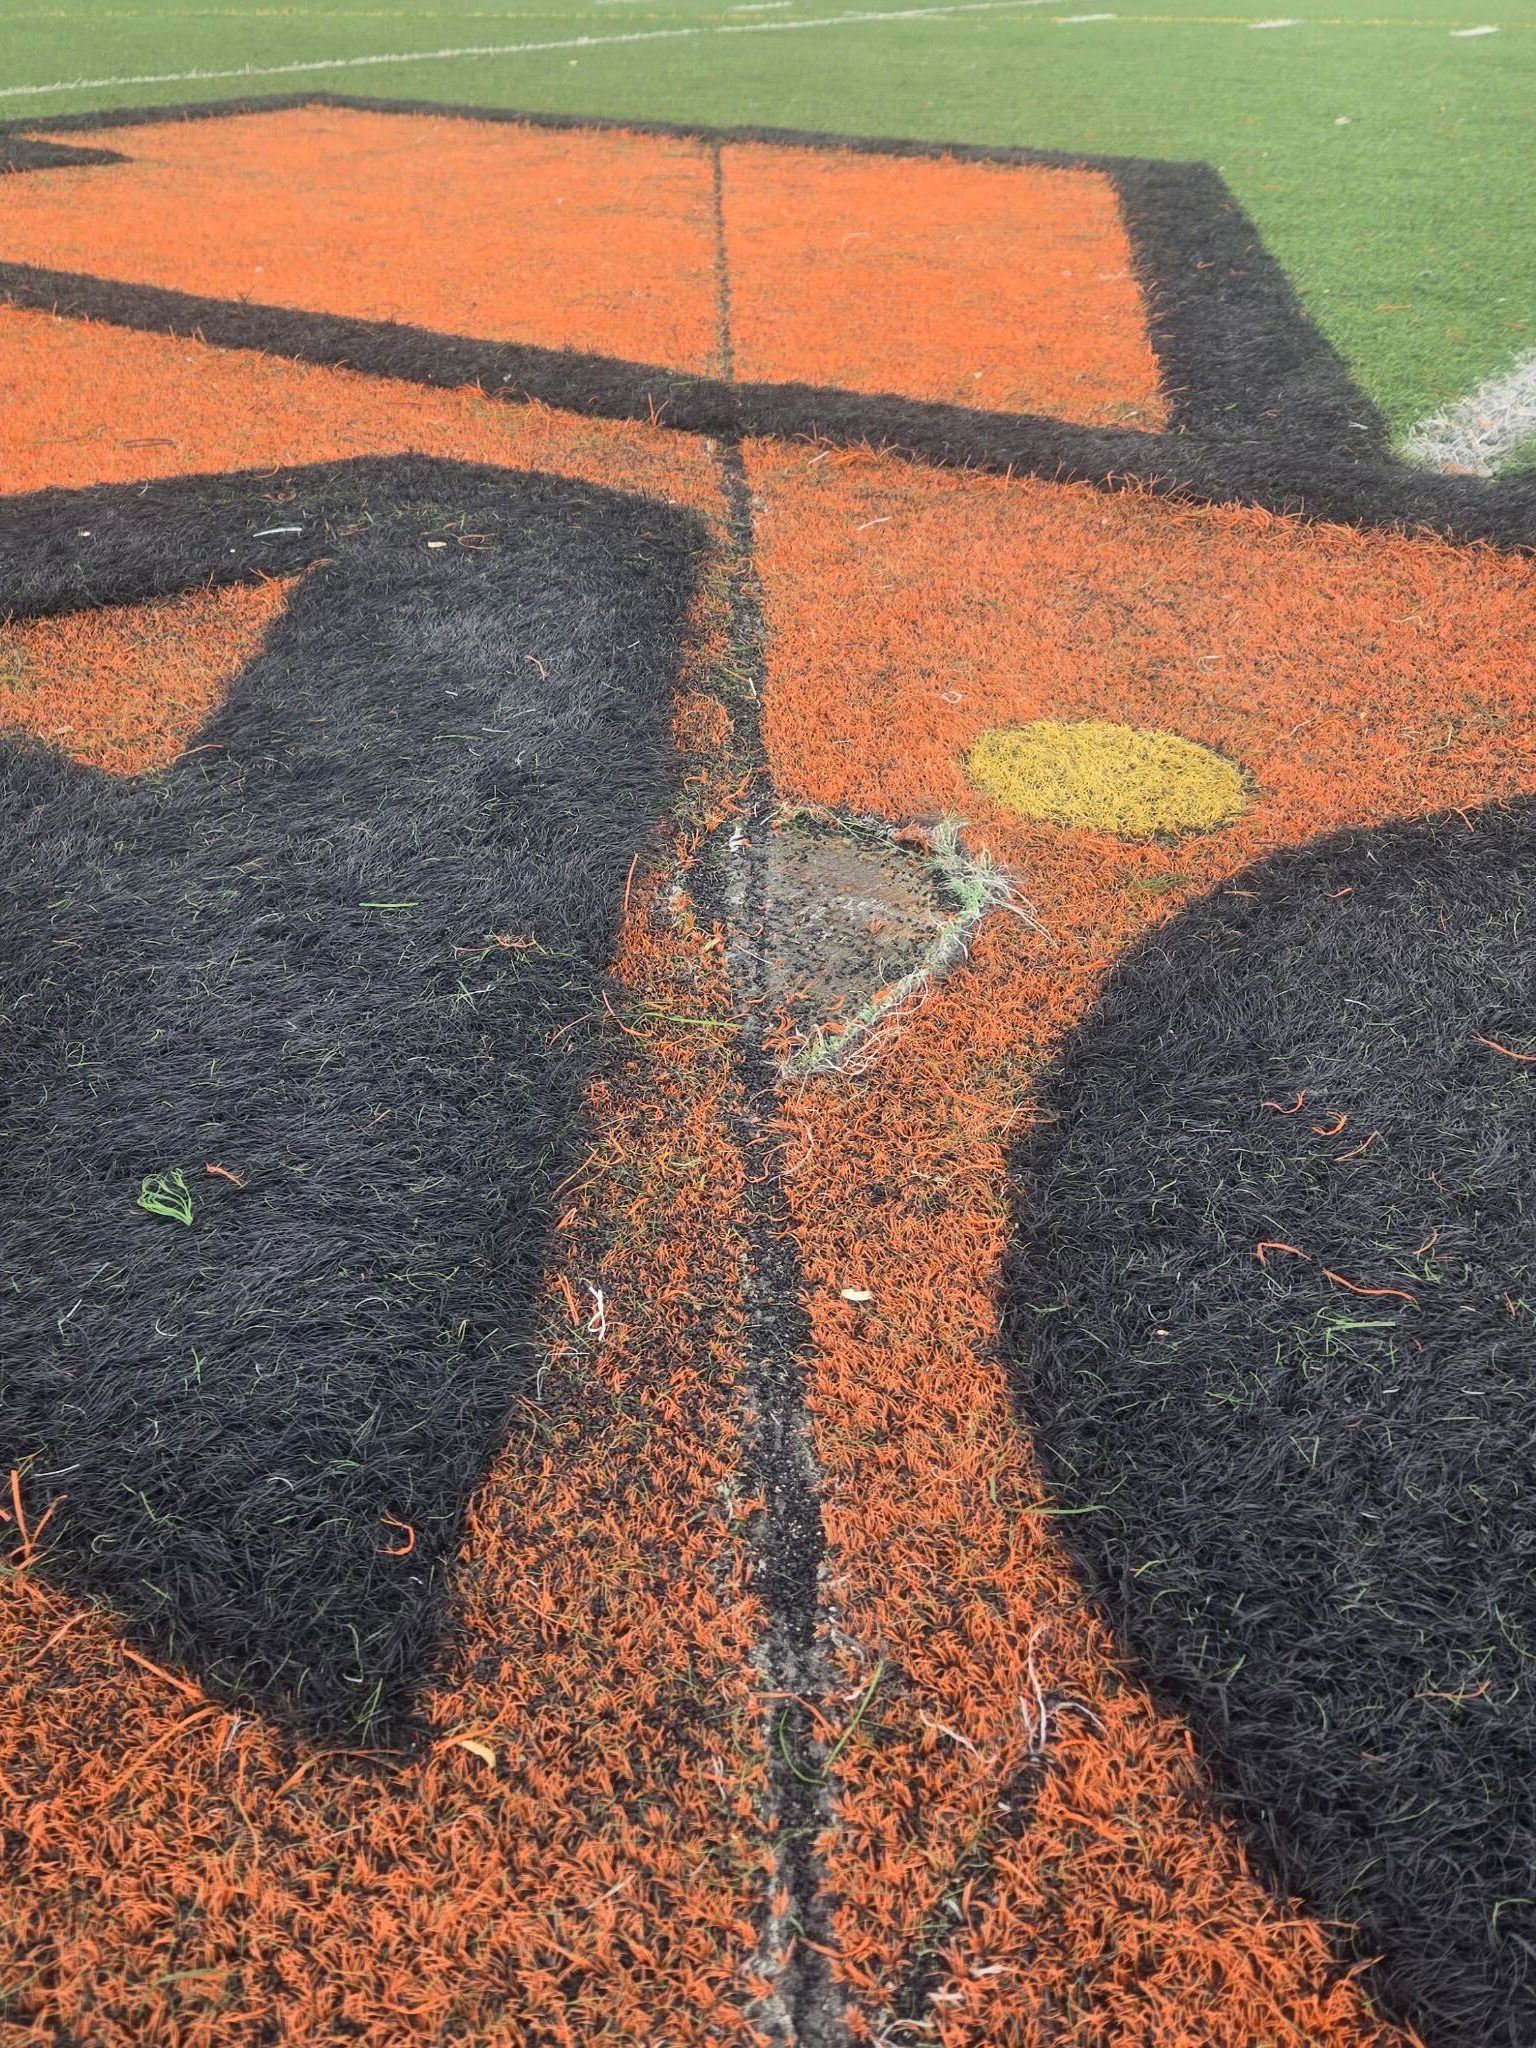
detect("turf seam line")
[707,147,846,2045]
[712,455,846,2048]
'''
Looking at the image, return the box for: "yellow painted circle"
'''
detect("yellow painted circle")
[967,719,1247,838]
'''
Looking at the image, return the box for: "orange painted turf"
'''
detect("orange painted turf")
[4,125,1532,2034]
[4,109,1165,423]
[719,144,1167,427]
[0,580,293,774]
[0,305,722,510]
[2,108,723,373]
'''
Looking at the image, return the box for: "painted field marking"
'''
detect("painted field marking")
[0,0,1074,102]
[1250,15,1302,24]
[1449,21,1498,30]
[1400,348,1536,475]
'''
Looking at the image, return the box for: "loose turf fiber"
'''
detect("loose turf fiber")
[0,456,701,1739]
[1008,801,1536,2046]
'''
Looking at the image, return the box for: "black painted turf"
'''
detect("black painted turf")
[0,457,701,1740]
[1007,802,1536,2047]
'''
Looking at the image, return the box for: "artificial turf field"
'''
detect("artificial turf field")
[1,16,1535,2048]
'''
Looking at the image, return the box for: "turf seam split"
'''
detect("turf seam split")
[705,159,846,2041]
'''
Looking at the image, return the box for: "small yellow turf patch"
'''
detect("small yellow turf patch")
[967,719,1247,837]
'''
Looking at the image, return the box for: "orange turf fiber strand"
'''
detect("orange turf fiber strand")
[742,437,1536,2041]
[720,144,1166,426]
[0,581,293,774]
[3,108,721,373]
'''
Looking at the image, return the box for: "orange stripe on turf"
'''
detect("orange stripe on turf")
[720,144,1167,426]
[3,108,721,374]
[0,305,721,513]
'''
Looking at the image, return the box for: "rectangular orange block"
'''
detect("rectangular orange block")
[3,107,722,373]
[719,142,1166,427]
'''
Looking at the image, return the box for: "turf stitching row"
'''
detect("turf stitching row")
[707,142,845,2046]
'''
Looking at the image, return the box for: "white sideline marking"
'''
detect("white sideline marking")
[1449,22,1498,32]
[1057,12,1115,18]
[0,0,1072,101]
[1249,16,1302,26]
[1400,349,1536,476]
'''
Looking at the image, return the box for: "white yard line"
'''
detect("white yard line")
[0,0,1072,102]
[1400,350,1536,476]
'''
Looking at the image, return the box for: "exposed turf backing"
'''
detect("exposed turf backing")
[0,456,703,1739]
[1008,802,1536,2046]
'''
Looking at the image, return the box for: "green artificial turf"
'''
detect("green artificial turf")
[4,0,1532,445]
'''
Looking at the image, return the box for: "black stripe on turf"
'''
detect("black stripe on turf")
[2,254,1533,550]
[0,92,1442,469]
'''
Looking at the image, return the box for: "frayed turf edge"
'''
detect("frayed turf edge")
[779,810,1044,1080]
